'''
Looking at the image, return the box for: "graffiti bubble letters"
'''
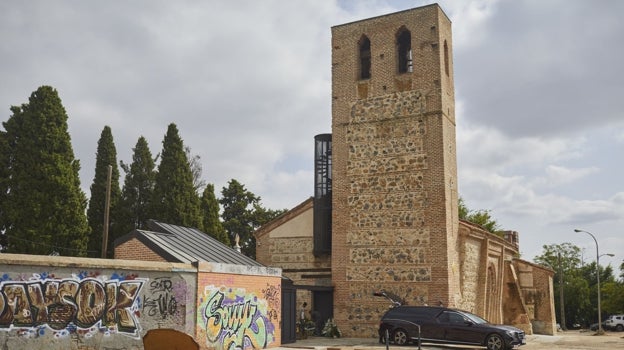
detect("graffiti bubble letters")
[204,290,268,349]
[0,277,144,337]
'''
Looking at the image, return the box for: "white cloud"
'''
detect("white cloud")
[1,1,622,270]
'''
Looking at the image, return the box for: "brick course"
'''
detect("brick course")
[114,238,167,262]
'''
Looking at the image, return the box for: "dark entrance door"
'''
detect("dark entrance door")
[312,291,333,335]
[281,278,297,344]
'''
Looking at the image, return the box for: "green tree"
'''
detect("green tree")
[219,179,285,258]
[86,126,121,258]
[0,86,89,256]
[186,146,206,194]
[579,262,616,325]
[118,136,156,233]
[535,243,592,328]
[200,184,229,245]
[458,197,501,233]
[458,197,469,220]
[148,123,202,229]
[602,281,624,315]
[220,179,259,256]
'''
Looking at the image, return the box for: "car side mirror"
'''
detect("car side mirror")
[464,320,474,326]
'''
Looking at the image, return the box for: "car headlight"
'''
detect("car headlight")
[505,330,517,338]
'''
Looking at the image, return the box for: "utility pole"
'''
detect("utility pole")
[101,165,112,259]
[558,252,566,330]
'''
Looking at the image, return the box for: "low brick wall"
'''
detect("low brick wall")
[0,254,282,349]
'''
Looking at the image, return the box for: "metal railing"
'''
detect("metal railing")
[382,319,421,350]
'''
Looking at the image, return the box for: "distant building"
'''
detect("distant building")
[255,4,556,337]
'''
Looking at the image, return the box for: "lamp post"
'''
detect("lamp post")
[574,229,610,334]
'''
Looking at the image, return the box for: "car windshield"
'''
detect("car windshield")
[458,310,489,324]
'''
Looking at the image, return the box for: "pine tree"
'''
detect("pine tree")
[118,136,156,233]
[86,126,121,258]
[0,86,89,256]
[148,123,202,229]
[201,184,229,245]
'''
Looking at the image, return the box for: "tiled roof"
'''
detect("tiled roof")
[114,220,264,266]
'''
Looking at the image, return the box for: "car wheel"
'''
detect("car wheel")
[393,328,409,345]
[485,334,505,350]
[616,324,624,332]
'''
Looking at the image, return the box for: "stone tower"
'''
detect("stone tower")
[330,4,459,336]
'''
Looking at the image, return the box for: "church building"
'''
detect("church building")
[255,4,556,338]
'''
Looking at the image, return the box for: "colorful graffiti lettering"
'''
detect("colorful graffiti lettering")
[200,287,276,350]
[0,276,145,338]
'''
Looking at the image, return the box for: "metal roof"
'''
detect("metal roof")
[115,220,264,266]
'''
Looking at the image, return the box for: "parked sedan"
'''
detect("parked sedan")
[378,306,525,350]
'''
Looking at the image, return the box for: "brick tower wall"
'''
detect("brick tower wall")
[330,4,458,337]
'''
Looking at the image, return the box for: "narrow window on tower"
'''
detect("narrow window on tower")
[444,40,449,77]
[397,27,412,73]
[358,35,371,80]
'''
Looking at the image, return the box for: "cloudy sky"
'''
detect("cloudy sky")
[1,0,622,270]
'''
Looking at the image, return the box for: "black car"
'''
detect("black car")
[378,306,525,350]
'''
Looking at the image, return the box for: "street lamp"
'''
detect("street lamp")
[574,229,610,334]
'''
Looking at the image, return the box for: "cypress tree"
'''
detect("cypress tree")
[118,136,156,233]
[149,123,202,229]
[86,126,121,258]
[201,184,230,245]
[1,86,89,256]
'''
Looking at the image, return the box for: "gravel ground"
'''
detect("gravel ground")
[278,331,624,350]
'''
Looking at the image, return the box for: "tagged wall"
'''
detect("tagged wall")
[0,254,283,350]
[195,262,281,350]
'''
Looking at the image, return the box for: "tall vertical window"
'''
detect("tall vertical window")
[397,27,412,73]
[358,35,371,80]
[444,40,449,76]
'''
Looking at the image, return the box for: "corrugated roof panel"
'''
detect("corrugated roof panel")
[137,220,264,266]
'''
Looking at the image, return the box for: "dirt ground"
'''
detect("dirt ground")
[519,330,624,350]
[278,330,624,350]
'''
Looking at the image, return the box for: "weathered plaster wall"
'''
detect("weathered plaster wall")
[0,254,196,350]
[0,254,284,350]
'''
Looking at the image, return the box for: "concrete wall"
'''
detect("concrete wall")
[0,254,282,350]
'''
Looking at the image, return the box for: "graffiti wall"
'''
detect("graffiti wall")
[196,263,281,350]
[0,254,196,350]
